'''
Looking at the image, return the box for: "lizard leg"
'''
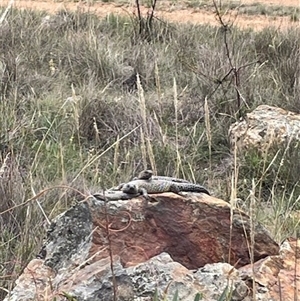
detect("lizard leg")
[140,188,150,199]
[93,193,106,201]
[169,184,181,194]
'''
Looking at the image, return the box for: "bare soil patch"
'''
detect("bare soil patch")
[234,0,299,6]
[0,0,299,30]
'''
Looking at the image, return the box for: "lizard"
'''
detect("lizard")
[133,169,190,183]
[119,177,210,197]
[107,169,189,192]
[93,183,142,201]
[106,170,210,197]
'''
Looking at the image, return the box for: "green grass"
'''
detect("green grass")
[0,6,299,299]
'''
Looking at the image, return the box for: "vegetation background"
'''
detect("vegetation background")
[0,0,299,299]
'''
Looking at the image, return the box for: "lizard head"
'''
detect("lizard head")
[122,183,139,194]
[138,169,153,180]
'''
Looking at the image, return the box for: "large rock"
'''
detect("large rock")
[239,238,300,301]
[5,253,251,301]
[88,193,278,269]
[4,193,280,301]
[229,105,300,151]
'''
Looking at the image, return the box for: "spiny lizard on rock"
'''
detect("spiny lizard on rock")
[120,173,210,196]
[95,170,210,201]
[93,184,141,201]
[134,169,190,183]
[108,169,189,192]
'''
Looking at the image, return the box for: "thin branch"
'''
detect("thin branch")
[135,0,142,35]
[148,0,157,26]
[103,192,118,301]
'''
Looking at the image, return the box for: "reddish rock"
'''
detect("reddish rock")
[239,238,300,301]
[89,193,279,269]
[4,192,281,301]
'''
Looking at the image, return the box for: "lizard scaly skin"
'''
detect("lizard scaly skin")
[136,169,190,183]
[121,178,210,196]
[93,184,141,201]
[110,170,188,192]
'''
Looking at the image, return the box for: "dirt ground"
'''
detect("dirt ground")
[238,0,298,5]
[0,0,299,30]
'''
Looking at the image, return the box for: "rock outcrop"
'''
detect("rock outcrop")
[229,105,300,152]
[5,192,293,301]
[239,238,300,301]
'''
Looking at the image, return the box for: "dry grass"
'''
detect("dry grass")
[0,4,299,299]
